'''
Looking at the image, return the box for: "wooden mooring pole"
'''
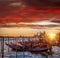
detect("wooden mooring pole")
[8,37,9,53]
[1,37,4,58]
[16,37,18,58]
[23,37,25,58]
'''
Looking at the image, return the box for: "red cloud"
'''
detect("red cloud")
[0,6,60,24]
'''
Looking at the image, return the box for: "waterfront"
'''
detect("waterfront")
[0,0,60,58]
[0,38,60,58]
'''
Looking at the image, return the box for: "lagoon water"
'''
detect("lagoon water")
[0,38,60,58]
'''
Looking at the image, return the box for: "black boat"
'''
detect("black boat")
[5,42,49,52]
[5,42,28,51]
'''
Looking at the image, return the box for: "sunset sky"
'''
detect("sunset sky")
[0,0,60,37]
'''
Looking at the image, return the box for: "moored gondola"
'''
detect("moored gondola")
[5,41,49,52]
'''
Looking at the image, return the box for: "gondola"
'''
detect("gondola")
[5,42,28,51]
[5,42,48,52]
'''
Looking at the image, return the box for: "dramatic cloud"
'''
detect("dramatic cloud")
[0,20,59,28]
[0,0,60,24]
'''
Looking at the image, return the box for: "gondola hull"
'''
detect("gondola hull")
[5,42,28,51]
[29,48,48,52]
[5,42,48,52]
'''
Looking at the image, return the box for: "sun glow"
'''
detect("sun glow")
[45,32,57,44]
[48,32,56,40]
